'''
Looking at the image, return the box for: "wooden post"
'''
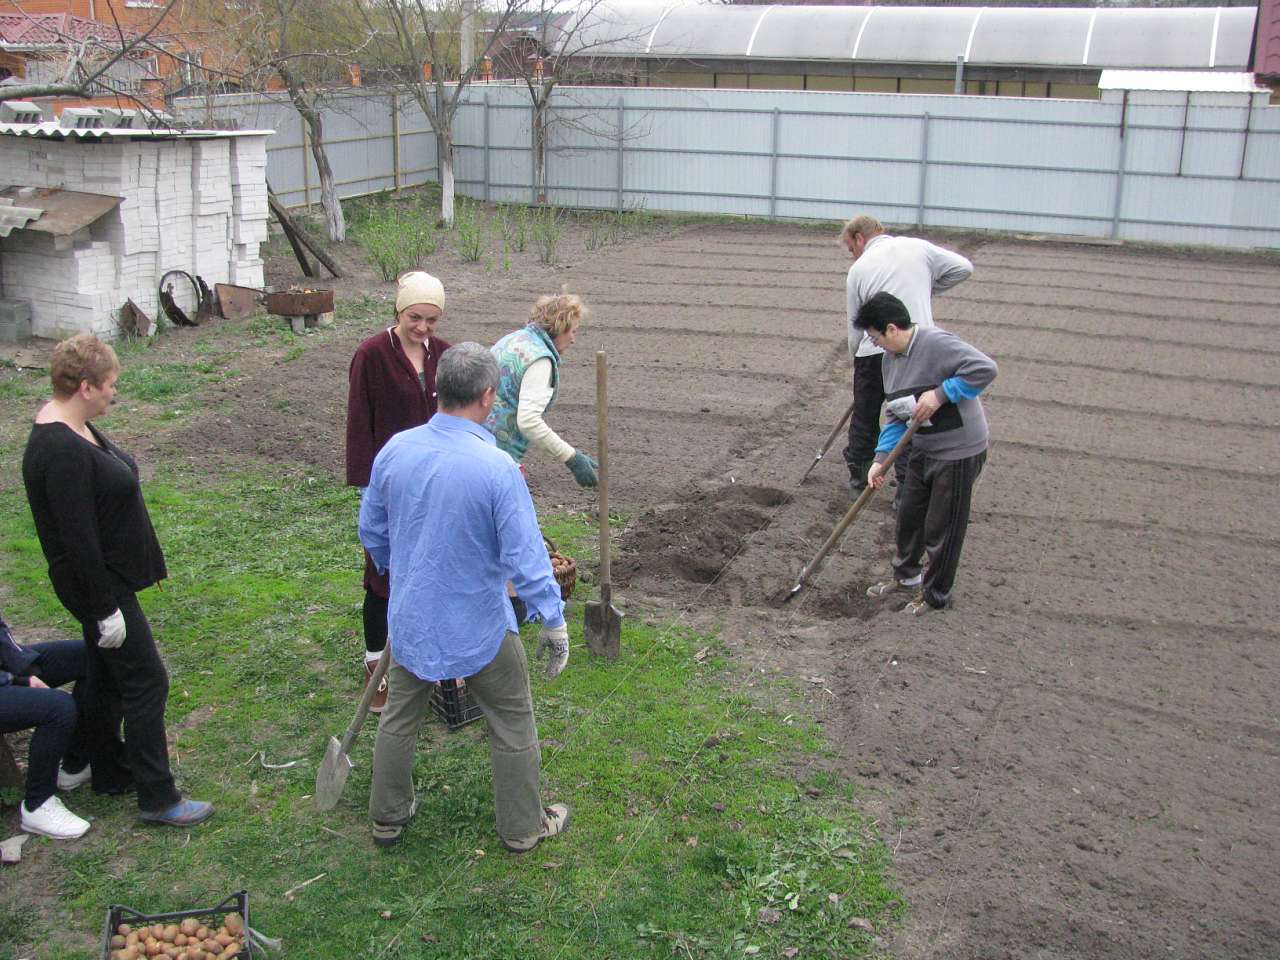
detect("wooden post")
[302,122,312,209]
[391,93,402,193]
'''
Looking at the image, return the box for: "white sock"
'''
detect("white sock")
[365,650,383,665]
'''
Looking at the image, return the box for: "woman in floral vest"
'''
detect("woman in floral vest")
[486,292,598,488]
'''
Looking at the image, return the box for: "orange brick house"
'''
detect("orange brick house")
[2,1,248,109]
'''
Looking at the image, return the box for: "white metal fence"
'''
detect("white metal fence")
[175,84,1280,249]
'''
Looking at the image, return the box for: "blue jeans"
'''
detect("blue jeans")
[0,639,89,808]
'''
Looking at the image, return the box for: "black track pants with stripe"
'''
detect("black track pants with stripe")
[891,448,987,609]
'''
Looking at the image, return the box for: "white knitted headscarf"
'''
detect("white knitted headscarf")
[395,271,446,313]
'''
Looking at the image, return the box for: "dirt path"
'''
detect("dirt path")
[13,218,1276,958]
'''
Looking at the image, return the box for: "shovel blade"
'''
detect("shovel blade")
[314,735,354,811]
[583,601,623,660]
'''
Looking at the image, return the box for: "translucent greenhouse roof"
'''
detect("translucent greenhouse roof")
[565,3,1258,70]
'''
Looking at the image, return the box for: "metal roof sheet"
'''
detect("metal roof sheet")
[1098,69,1269,93]
[0,122,273,140]
[570,3,1258,71]
[0,186,122,235]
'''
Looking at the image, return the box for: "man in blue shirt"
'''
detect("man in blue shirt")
[359,342,571,852]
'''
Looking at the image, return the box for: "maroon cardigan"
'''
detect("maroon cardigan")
[345,328,450,595]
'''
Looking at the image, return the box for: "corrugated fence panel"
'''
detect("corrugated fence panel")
[176,85,1280,249]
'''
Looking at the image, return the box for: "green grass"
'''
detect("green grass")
[0,255,898,960]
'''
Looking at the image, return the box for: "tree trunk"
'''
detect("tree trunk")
[305,110,347,243]
[438,129,456,226]
[533,97,549,205]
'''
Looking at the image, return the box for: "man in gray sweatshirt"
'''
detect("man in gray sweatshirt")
[855,291,997,615]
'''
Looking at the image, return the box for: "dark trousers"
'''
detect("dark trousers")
[0,640,89,808]
[892,449,987,609]
[79,593,180,812]
[844,353,907,486]
[362,589,389,654]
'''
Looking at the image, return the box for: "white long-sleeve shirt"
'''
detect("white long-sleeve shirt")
[515,357,575,463]
[846,234,974,359]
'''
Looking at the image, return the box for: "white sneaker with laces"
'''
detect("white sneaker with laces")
[57,763,92,791]
[20,795,91,840]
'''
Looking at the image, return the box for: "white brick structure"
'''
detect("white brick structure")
[0,126,271,340]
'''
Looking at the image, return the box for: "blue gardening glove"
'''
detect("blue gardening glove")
[566,450,599,488]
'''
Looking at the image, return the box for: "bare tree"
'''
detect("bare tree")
[500,0,654,204]
[190,0,366,242]
[357,0,530,226]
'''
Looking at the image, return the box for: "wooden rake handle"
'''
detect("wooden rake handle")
[793,419,922,589]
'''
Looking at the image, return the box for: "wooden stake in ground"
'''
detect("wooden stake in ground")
[266,188,342,279]
[584,350,623,659]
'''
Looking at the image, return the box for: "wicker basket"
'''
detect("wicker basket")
[544,536,577,600]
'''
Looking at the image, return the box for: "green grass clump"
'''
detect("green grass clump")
[348,192,439,281]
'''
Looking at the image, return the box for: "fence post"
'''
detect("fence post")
[768,107,780,219]
[1111,96,1129,240]
[391,92,402,193]
[483,93,491,202]
[1238,99,1253,180]
[916,112,930,228]
[616,98,625,213]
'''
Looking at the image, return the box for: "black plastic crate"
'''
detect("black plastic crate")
[428,678,484,730]
[102,890,252,960]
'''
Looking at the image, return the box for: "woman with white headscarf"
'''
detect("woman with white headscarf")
[345,271,451,710]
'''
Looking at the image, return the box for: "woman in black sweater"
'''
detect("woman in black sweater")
[21,334,212,827]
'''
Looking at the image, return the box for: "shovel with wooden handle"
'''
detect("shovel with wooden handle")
[584,350,623,659]
[781,419,922,603]
[315,645,389,810]
[799,397,857,484]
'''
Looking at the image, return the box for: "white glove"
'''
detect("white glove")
[886,396,916,421]
[97,609,126,649]
[886,395,931,427]
[535,624,570,680]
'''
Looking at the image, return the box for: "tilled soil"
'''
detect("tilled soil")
[14,219,1278,958]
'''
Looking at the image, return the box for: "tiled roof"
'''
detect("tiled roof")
[0,13,141,47]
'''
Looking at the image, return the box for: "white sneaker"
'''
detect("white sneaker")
[20,795,91,840]
[57,763,92,791]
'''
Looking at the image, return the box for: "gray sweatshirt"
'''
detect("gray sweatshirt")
[876,326,997,463]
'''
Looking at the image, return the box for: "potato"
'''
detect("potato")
[152,925,167,940]
[195,927,209,941]
[112,935,128,949]
[180,917,199,936]
[214,933,232,948]
[118,924,134,937]
[222,913,244,936]
[203,939,221,953]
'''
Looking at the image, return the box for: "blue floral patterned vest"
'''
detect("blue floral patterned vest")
[485,324,560,462]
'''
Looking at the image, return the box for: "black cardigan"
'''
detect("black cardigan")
[22,421,167,622]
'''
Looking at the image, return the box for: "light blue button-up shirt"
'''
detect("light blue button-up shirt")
[358,413,565,682]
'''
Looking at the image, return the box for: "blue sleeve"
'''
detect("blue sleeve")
[496,467,565,629]
[875,420,907,456]
[941,376,985,403]
[357,460,391,575]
